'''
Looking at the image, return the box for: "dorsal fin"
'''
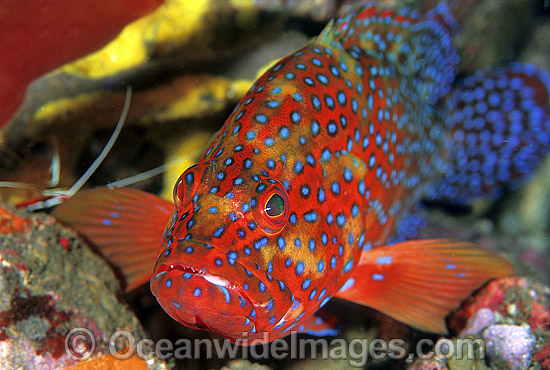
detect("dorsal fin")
[318,2,458,102]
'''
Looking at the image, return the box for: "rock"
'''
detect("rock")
[449,277,550,333]
[220,360,273,370]
[407,357,448,370]
[0,205,169,369]
[460,308,495,337]
[482,324,536,370]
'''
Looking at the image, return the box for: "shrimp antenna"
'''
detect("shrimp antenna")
[106,147,203,189]
[64,85,132,198]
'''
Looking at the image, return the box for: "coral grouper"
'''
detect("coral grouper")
[54,2,550,343]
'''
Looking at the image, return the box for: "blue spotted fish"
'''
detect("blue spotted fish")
[54,2,550,343]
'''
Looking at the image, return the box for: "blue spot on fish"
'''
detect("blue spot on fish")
[376,256,393,265]
[296,261,305,276]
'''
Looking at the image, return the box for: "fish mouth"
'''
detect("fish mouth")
[154,238,252,293]
[155,262,204,276]
[151,240,259,338]
[155,262,248,295]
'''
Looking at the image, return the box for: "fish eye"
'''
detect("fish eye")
[252,179,290,234]
[173,176,184,207]
[265,193,285,217]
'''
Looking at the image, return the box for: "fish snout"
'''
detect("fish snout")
[151,240,259,339]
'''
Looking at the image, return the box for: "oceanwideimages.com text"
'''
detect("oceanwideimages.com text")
[65,328,485,367]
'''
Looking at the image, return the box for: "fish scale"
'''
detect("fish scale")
[53,1,550,343]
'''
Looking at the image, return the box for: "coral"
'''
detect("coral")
[0,0,284,207]
[449,277,550,333]
[69,354,150,370]
[460,308,495,337]
[482,324,536,370]
[0,205,169,369]
[407,357,448,370]
[534,343,550,370]
[447,278,550,369]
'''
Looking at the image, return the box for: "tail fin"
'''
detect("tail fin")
[320,2,459,103]
[429,63,550,203]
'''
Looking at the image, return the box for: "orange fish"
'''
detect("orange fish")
[52,2,550,343]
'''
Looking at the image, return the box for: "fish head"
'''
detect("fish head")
[150,61,357,339]
[151,160,296,340]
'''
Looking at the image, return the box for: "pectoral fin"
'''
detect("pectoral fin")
[335,239,514,333]
[53,187,173,290]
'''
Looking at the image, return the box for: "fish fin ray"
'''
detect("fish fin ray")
[335,239,514,333]
[53,187,173,291]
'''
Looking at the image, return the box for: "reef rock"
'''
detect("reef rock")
[0,205,169,369]
[483,324,536,370]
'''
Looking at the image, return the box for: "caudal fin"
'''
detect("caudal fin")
[53,187,173,290]
[428,63,550,203]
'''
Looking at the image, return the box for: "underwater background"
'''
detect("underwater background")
[0,0,549,369]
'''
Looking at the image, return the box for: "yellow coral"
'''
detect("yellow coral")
[138,76,251,123]
[34,93,99,122]
[60,0,211,79]
[160,130,213,201]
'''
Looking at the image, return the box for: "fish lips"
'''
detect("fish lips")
[151,240,259,339]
